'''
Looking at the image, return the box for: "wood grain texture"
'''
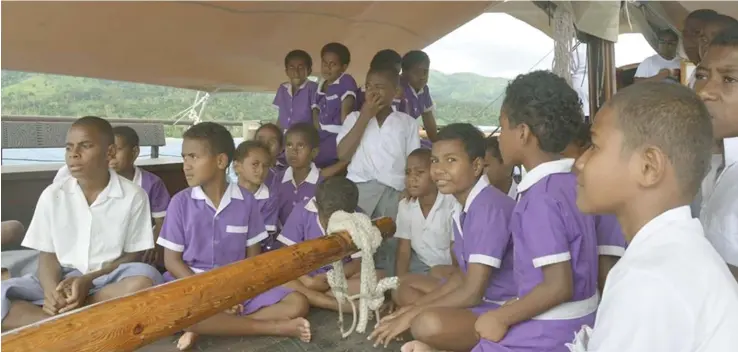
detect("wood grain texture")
[1,218,395,352]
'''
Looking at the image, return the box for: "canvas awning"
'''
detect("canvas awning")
[2,1,734,92]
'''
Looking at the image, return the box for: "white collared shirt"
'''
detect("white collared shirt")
[281,162,321,185]
[395,193,455,267]
[23,171,154,274]
[701,139,738,267]
[577,207,738,352]
[337,110,421,191]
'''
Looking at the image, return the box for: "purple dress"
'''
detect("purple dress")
[312,73,358,168]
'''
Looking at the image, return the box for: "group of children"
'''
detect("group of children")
[2,22,738,352]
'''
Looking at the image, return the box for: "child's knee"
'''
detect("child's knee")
[283,292,310,318]
[119,275,155,293]
[410,310,444,340]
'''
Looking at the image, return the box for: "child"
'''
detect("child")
[570,82,738,350]
[253,122,285,187]
[337,66,420,221]
[108,126,171,265]
[472,71,599,352]
[1,116,162,330]
[393,148,455,278]
[272,123,324,227]
[401,50,439,143]
[273,50,319,132]
[312,42,358,169]
[696,26,738,280]
[233,141,279,251]
[560,123,626,293]
[355,49,406,113]
[277,176,371,310]
[156,122,310,350]
[371,124,517,351]
[484,136,518,199]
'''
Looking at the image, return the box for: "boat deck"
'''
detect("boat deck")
[139,309,405,352]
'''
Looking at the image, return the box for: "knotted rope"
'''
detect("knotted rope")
[551,5,577,86]
[325,211,399,338]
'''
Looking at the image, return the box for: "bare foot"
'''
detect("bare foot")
[401,340,439,352]
[275,317,312,342]
[176,332,199,351]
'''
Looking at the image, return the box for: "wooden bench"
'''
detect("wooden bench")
[1,120,166,157]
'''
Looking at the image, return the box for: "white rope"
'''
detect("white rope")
[325,211,399,338]
[551,5,576,87]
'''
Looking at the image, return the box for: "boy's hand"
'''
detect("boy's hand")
[474,311,509,342]
[42,288,67,315]
[224,303,244,315]
[361,91,384,118]
[142,246,163,266]
[56,276,92,314]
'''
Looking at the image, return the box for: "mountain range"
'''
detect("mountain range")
[1,70,509,137]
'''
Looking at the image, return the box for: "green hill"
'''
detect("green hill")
[1,70,508,137]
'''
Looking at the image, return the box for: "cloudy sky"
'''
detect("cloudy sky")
[425,13,656,78]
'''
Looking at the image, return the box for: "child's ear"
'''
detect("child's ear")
[216,153,230,171]
[472,156,485,178]
[637,145,668,188]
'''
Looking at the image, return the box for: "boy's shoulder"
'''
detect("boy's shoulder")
[473,185,516,214]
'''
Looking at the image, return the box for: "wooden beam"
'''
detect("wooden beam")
[1,217,396,352]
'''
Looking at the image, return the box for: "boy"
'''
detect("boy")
[157,122,310,350]
[313,42,357,169]
[571,82,738,351]
[337,66,420,272]
[634,30,681,83]
[273,50,319,132]
[401,50,439,142]
[473,71,598,352]
[680,9,719,64]
[108,126,171,265]
[696,26,738,280]
[273,123,324,227]
[393,148,455,277]
[698,15,738,61]
[484,136,517,199]
[355,49,406,113]
[233,141,279,250]
[1,116,162,330]
[561,123,626,293]
[371,124,517,352]
[277,176,369,310]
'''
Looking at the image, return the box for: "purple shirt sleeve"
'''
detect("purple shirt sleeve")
[149,177,171,218]
[340,74,358,101]
[465,203,513,268]
[272,85,283,108]
[262,197,279,233]
[276,206,305,246]
[595,215,626,256]
[519,195,572,268]
[156,193,186,252]
[246,197,268,248]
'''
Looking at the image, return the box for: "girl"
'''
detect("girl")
[253,123,285,187]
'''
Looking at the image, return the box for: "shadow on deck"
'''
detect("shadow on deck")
[139,309,405,352]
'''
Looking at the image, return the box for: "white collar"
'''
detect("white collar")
[629,206,693,249]
[453,176,489,214]
[282,163,320,185]
[409,191,446,215]
[281,80,309,97]
[253,183,270,200]
[517,159,574,194]
[724,137,738,167]
[63,169,124,204]
[191,183,244,216]
[304,197,318,213]
[132,167,143,187]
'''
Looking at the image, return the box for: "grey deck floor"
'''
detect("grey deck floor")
[138,309,406,352]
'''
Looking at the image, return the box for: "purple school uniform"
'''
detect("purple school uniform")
[135,167,170,219]
[251,183,281,252]
[355,86,407,113]
[595,214,627,256]
[157,183,292,315]
[273,80,319,131]
[452,177,517,314]
[473,159,598,352]
[273,164,323,226]
[401,80,434,149]
[313,73,358,168]
[276,198,357,275]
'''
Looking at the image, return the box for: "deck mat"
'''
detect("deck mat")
[139,308,406,352]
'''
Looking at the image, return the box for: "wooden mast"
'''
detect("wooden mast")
[1,217,396,352]
[585,34,617,118]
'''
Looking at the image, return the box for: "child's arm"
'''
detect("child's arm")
[275,206,315,283]
[450,242,459,267]
[320,160,348,178]
[336,110,373,161]
[421,111,439,142]
[343,258,362,278]
[157,194,194,279]
[479,197,575,333]
[395,239,412,277]
[163,249,196,279]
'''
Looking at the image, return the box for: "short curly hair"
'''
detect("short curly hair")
[436,123,487,161]
[234,140,270,163]
[285,123,320,149]
[183,122,236,166]
[284,50,313,70]
[502,70,584,154]
[321,42,351,66]
[315,177,359,217]
[370,49,402,71]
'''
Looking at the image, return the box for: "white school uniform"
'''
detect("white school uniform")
[395,193,455,268]
[701,138,738,267]
[337,110,421,192]
[24,170,155,273]
[570,206,738,352]
[634,54,681,79]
